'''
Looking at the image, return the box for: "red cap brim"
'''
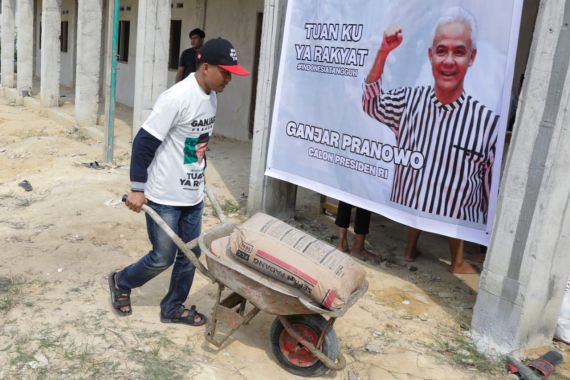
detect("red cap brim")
[219,64,250,76]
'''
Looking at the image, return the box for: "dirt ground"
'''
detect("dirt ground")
[0,98,568,380]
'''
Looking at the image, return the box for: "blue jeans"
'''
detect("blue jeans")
[116,200,203,318]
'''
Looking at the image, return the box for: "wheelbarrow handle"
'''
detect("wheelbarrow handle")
[121,192,217,283]
[122,188,226,224]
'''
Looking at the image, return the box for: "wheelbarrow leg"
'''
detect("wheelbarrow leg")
[206,282,224,341]
[206,282,261,348]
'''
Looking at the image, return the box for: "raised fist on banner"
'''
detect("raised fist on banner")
[381,24,403,53]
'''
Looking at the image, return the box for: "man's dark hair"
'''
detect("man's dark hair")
[189,28,205,39]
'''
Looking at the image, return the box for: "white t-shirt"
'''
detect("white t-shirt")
[142,73,217,206]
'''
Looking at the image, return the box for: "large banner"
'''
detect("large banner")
[266,0,522,245]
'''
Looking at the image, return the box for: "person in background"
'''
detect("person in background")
[176,28,206,83]
[336,201,376,261]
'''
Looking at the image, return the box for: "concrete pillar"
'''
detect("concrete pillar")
[472,0,570,355]
[16,0,35,98]
[132,0,171,137]
[247,0,297,220]
[1,0,16,88]
[75,0,103,126]
[40,0,62,107]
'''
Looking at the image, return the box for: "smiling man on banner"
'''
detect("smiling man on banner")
[363,7,499,273]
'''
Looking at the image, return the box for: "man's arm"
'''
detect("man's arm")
[125,92,179,213]
[176,49,189,83]
[175,66,185,83]
[366,25,403,84]
[362,25,406,136]
[126,129,162,213]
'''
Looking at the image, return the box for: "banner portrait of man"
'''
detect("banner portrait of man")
[363,7,499,225]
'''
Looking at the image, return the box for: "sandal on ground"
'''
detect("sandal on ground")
[160,305,207,326]
[507,351,563,378]
[528,350,563,377]
[18,180,33,192]
[108,272,132,316]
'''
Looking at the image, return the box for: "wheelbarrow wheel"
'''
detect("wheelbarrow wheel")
[270,315,339,377]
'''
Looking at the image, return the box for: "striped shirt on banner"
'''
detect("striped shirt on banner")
[362,80,499,225]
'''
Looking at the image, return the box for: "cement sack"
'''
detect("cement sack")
[555,277,570,344]
[229,213,366,310]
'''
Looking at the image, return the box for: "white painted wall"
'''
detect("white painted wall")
[60,0,76,88]
[204,0,264,141]
[115,0,138,107]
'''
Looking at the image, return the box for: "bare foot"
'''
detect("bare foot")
[405,249,422,262]
[449,261,479,274]
[336,228,349,253]
[351,248,377,262]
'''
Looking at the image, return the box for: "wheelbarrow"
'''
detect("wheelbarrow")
[125,188,368,377]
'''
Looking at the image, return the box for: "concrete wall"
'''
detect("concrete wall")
[115,0,138,107]
[34,0,42,79]
[60,0,77,88]
[17,0,35,98]
[34,0,76,88]
[132,0,171,133]
[1,0,16,88]
[247,0,298,218]
[204,0,264,140]
[75,0,104,126]
[472,0,570,354]
[509,0,541,124]
[166,0,205,86]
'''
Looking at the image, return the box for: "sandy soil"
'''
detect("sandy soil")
[0,98,568,379]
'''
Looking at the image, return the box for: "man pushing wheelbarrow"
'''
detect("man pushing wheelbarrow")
[108,37,250,325]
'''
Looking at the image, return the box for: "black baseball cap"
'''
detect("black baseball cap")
[197,38,250,76]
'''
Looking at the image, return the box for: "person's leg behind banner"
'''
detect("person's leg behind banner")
[335,201,376,261]
[405,227,422,262]
[335,201,352,253]
[448,237,478,274]
[351,207,375,261]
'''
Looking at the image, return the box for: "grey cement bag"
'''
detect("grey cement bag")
[229,213,366,310]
